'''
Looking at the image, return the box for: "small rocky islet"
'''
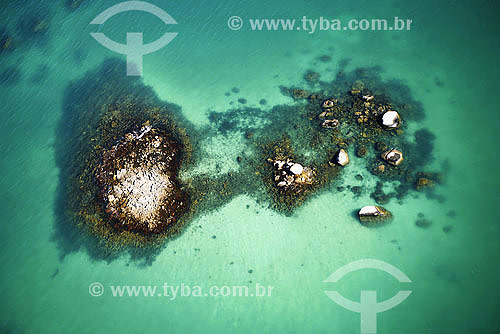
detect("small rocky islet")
[55,60,198,258]
[56,59,444,259]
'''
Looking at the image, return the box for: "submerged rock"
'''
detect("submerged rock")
[415,177,435,191]
[304,70,320,84]
[355,145,367,157]
[290,89,310,99]
[358,206,393,226]
[382,149,404,166]
[416,219,432,228]
[375,141,388,152]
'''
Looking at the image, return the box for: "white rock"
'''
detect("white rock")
[336,149,350,167]
[382,111,401,128]
[359,206,380,216]
[277,181,287,187]
[289,163,304,175]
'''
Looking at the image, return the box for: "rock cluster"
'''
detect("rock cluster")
[268,158,315,189]
[352,94,394,125]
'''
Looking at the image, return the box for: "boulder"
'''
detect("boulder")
[289,163,304,175]
[381,111,401,129]
[358,206,393,226]
[382,149,404,166]
[335,149,350,167]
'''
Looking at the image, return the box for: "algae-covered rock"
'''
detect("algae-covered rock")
[415,177,435,191]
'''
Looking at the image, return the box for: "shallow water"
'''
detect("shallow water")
[1,0,499,333]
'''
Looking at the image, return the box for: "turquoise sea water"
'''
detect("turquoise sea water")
[1,0,499,333]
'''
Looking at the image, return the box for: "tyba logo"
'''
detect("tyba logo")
[89,1,178,76]
[324,259,412,334]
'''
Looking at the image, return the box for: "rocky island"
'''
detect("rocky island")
[55,60,195,257]
[95,123,189,234]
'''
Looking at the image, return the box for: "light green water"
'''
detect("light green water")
[0,0,499,333]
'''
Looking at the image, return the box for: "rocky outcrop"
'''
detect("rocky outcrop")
[358,206,393,226]
[382,149,404,166]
